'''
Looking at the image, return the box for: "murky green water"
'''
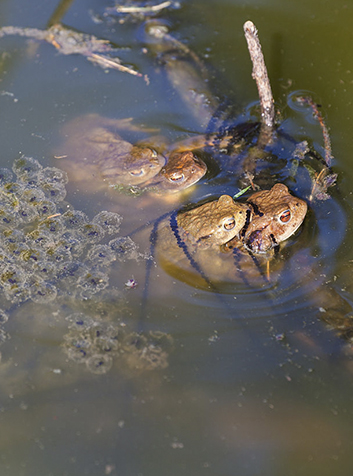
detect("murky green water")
[0,0,353,475]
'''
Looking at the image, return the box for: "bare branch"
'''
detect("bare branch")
[243,21,275,129]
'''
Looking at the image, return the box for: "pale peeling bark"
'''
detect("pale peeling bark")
[243,21,275,130]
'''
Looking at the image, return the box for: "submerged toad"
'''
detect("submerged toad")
[55,114,207,193]
[144,151,207,193]
[56,114,165,186]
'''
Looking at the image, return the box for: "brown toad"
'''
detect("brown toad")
[175,195,249,249]
[143,151,207,193]
[155,184,307,288]
[154,195,249,286]
[156,195,249,258]
[226,183,308,254]
[55,114,206,193]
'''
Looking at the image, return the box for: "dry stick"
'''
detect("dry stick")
[243,21,275,130]
[88,54,142,78]
[112,1,172,13]
[243,21,276,279]
[242,21,276,184]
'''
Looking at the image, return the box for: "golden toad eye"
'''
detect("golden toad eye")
[223,217,236,231]
[169,172,185,183]
[129,169,145,177]
[279,209,291,223]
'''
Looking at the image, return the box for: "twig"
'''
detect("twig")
[111,1,172,14]
[296,95,332,167]
[0,24,143,79]
[39,213,61,224]
[146,21,218,127]
[293,96,336,201]
[88,54,142,78]
[243,21,275,129]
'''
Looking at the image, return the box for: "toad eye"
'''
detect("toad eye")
[129,169,145,177]
[279,209,291,223]
[168,172,185,183]
[223,217,236,231]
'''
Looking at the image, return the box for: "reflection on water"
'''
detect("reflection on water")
[0,0,353,475]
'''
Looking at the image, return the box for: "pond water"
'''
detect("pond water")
[0,0,353,475]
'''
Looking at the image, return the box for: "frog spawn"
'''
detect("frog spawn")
[0,156,175,374]
[0,156,145,304]
[63,312,173,374]
[0,309,9,351]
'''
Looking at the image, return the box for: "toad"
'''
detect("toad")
[174,195,249,249]
[55,114,207,193]
[154,195,248,288]
[155,195,249,261]
[224,184,308,254]
[155,184,307,288]
[143,151,207,193]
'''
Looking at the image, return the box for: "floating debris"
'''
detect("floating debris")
[288,94,337,201]
[233,185,251,200]
[0,24,143,78]
[108,1,173,14]
[125,277,138,288]
[105,0,180,21]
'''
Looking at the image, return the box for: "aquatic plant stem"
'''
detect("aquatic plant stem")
[47,0,75,27]
[243,21,275,130]
[296,95,332,167]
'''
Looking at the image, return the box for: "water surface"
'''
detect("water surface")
[0,1,353,475]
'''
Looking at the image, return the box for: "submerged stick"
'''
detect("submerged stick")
[296,95,332,167]
[292,95,336,201]
[243,21,275,129]
[0,24,143,79]
[110,1,172,14]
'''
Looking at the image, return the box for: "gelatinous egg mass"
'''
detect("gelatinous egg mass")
[0,156,139,304]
